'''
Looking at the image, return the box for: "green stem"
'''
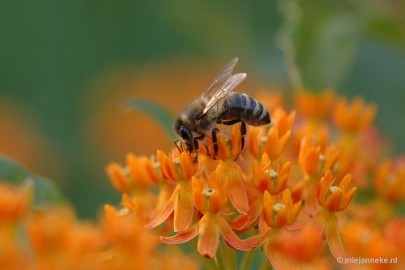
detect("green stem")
[240,249,255,270]
[201,257,218,270]
[215,246,227,270]
[259,258,272,270]
[220,241,237,270]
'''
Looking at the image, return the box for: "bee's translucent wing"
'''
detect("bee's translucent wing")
[201,58,239,99]
[202,73,247,115]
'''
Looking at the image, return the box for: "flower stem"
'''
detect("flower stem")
[259,258,272,270]
[214,254,225,270]
[219,240,237,270]
[240,249,255,270]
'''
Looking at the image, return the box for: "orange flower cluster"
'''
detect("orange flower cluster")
[104,90,404,269]
[0,181,198,270]
[1,90,404,270]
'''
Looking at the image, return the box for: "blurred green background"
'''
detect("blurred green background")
[1,0,404,218]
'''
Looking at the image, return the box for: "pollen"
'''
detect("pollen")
[319,153,325,162]
[118,208,130,216]
[329,186,341,194]
[273,203,286,212]
[266,169,278,179]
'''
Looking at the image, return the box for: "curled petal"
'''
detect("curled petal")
[217,215,255,250]
[160,225,199,245]
[244,232,268,248]
[229,197,262,232]
[145,186,178,229]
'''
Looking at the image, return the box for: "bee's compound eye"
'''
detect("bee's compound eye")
[179,125,192,141]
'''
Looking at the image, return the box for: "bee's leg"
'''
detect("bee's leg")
[221,119,245,152]
[211,128,219,159]
[193,135,205,162]
[193,138,199,152]
[174,139,183,153]
[240,121,246,150]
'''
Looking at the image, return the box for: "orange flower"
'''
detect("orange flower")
[214,160,249,215]
[0,228,27,269]
[0,181,31,269]
[343,219,405,267]
[277,223,324,263]
[265,223,326,269]
[374,159,405,202]
[271,107,296,138]
[295,89,335,121]
[0,180,32,224]
[385,219,405,256]
[203,124,243,161]
[333,96,377,133]
[343,220,381,258]
[315,170,357,259]
[105,153,159,193]
[161,175,256,258]
[252,153,290,195]
[146,151,196,232]
[104,204,158,270]
[262,126,291,161]
[246,107,293,160]
[298,136,339,178]
[96,87,399,269]
[299,136,322,177]
[28,207,104,270]
[229,153,291,231]
[261,189,301,230]
[317,170,357,212]
[260,189,303,269]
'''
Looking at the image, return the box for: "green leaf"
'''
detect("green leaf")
[126,99,176,140]
[278,0,361,91]
[0,156,64,208]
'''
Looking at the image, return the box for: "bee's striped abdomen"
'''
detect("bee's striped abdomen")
[219,93,271,126]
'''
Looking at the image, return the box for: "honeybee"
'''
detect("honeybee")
[174,58,271,158]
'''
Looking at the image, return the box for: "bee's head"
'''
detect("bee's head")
[174,118,193,152]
